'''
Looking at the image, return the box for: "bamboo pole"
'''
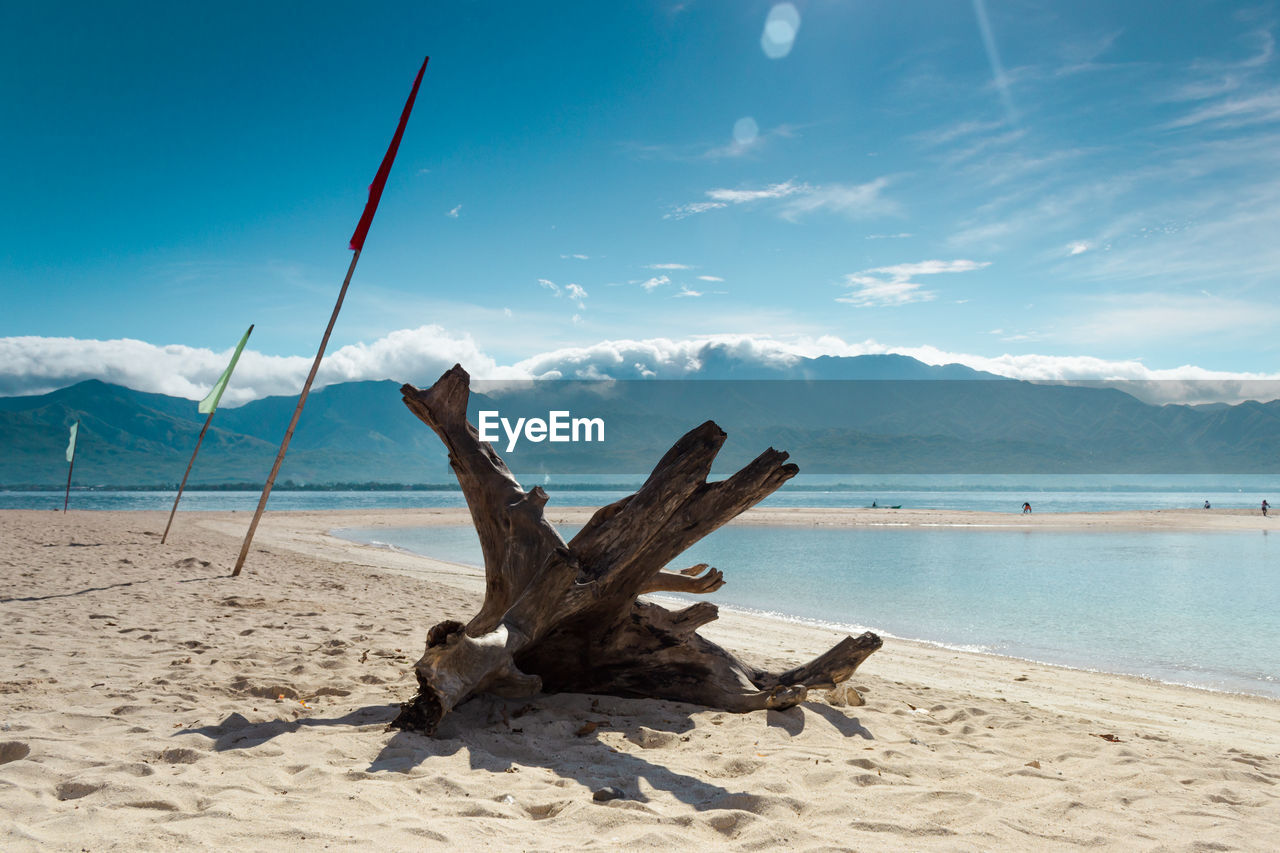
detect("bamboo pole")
[232,250,361,576]
[62,450,76,513]
[232,55,426,576]
[161,410,215,544]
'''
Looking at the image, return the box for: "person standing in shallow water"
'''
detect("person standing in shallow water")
[1264,500,1270,517]
[1022,502,1032,514]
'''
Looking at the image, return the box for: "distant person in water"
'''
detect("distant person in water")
[1264,500,1270,517]
[1204,500,1211,509]
[1022,502,1032,514]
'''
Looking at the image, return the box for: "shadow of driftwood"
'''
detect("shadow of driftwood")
[804,701,875,739]
[766,706,806,735]
[376,698,739,809]
[179,691,876,810]
[178,704,399,751]
[371,692,879,810]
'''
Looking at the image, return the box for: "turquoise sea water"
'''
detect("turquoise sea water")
[5,473,1277,512]
[11,473,1275,696]
[334,522,1280,699]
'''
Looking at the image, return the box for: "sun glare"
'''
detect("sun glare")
[761,3,801,59]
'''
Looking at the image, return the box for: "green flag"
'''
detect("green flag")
[66,421,79,462]
[199,325,254,415]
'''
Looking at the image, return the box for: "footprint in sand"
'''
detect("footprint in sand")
[55,780,104,800]
[0,741,31,764]
[703,810,759,836]
[157,747,203,764]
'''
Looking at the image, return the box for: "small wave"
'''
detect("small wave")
[351,537,414,554]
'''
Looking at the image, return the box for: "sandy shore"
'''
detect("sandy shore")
[2,507,1278,851]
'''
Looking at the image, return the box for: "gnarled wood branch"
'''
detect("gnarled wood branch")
[392,364,882,734]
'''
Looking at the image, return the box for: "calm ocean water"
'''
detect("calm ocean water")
[5,473,1277,512]
[334,521,1280,700]
[11,474,1276,697]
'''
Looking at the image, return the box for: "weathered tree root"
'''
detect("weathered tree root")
[390,365,882,735]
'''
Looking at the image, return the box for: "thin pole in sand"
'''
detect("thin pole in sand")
[232,56,428,577]
[63,420,79,513]
[232,250,360,576]
[162,323,253,544]
[161,410,215,544]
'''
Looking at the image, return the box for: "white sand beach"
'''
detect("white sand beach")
[2,507,1278,851]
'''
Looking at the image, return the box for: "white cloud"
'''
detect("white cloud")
[1067,240,1091,255]
[837,277,935,307]
[665,201,728,220]
[512,333,1280,403]
[645,263,693,270]
[1059,175,1280,287]
[837,259,990,307]
[6,330,1278,406]
[778,178,895,222]
[697,275,725,282]
[866,232,913,240]
[1165,88,1280,130]
[1168,75,1244,102]
[538,278,587,311]
[638,274,671,292]
[669,178,895,221]
[564,283,588,309]
[0,327,509,406]
[514,335,803,380]
[447,204,462,218]
[673,285,702,298]
[706,181,802,204]
[560,253,590,260]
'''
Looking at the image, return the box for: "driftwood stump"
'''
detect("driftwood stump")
[391,365,882,734]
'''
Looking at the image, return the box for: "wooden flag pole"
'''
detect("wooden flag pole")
[162,323,253,544]
[161,410,216,544]
[62,449,76,513]
[232,250,361,576]
[232,55,427,577]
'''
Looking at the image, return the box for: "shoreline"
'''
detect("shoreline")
[177,505,1280,705]
[321,511,1279,702]
[3,508,1278,849]
[656,595,1277,703]
[218,503,1277,531]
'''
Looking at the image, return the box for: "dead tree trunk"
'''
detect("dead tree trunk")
[391,365,882,734]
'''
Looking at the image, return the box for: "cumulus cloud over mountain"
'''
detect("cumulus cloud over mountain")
[0,327,511,406]
[3,328,1277,406]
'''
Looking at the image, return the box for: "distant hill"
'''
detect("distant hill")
[2,355,1278,487]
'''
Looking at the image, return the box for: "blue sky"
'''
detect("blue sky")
[4,0,1280,403]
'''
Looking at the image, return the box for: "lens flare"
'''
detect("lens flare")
[761,3,800,59]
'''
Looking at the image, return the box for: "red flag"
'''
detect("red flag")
[348,56,429,251]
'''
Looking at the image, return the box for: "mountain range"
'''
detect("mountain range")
[3,354,1279,487]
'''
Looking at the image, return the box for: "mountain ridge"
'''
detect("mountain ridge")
[3,354,1278,486]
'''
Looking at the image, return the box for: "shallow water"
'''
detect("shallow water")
[334,522,1280,699]
[5,471,1277,513]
